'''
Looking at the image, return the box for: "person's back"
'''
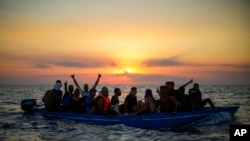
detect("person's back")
[44,90,62,112]
[69,97,84,113]
[43,80,63,112]
[69,88,84,113]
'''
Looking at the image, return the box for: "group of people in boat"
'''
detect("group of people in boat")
[42,74,215,117]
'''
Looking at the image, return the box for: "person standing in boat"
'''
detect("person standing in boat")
[69,87,84,113]
[124,87,138,114]
[42,80,63,112]
[95,87,118,117]
[111,88,122,114]
[61,81,74,112]
[188,83,215,110]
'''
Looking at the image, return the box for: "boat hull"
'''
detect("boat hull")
[32,105,239,129]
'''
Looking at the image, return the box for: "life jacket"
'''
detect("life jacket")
[97,94,110,111]
[61,92,73,107]
[83,93,95,112]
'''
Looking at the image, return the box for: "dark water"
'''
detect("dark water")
[0,84,249,141]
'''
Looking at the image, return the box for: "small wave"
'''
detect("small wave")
[189,112,233,127]
[0,101,20,105]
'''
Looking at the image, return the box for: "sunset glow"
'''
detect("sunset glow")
[0,0,249,85]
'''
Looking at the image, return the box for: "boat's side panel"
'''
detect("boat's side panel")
[33,105,239,129]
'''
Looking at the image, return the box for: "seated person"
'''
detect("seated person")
[189,83,215,110]
[176,79,193,112]
[95,87,118,118]
[176,86,192,112]
[124,87,138,114]
[61,81,74,112]
[69,88,84,113]
[43,80,63,112]
[83,88,96,114]
[165,81,181,112]
[157,85,181,113]
[135,89,156,115]
[111,88,122,114]
[157,86,170,112]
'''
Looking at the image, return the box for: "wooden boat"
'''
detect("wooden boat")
[21,99,239,129]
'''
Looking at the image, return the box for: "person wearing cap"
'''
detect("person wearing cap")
[43,80,63,112]
[95,87,118,118]
[189,83,215,110]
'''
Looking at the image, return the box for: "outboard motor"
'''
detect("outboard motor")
[21,99,37,113]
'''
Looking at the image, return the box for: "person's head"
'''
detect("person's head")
[74,87,81,97]
[193,83,199,89]
[114,88,121,96]
[165,81,175,90]
[160,85,167,94]
[102,86,109,97]
[83,84,89,92]
[130,87,137,96]
[53,80,62,90]
[90,88,97,97]
[145,89,152,98]
[68,85,74,93]
[179,86,185,94]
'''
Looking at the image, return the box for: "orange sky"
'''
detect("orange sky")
[0,0,249,85]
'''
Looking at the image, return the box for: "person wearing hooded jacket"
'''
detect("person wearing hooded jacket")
[43,80,63,112]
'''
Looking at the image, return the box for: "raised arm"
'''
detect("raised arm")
[64,81,68,94]
[181,78,193,88]
[71,75,83,92]
[62,81,68,98]
[92,73,101,89]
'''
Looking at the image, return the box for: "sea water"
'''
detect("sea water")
[0,84,249,141]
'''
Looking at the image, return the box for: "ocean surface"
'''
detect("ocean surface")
[0,84,249,141]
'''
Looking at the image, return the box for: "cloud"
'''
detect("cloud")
[142,55,250,69]
[142,54,184,67]
[34,59,118,68]
[56,60,117,68]
[35,63,51,69]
